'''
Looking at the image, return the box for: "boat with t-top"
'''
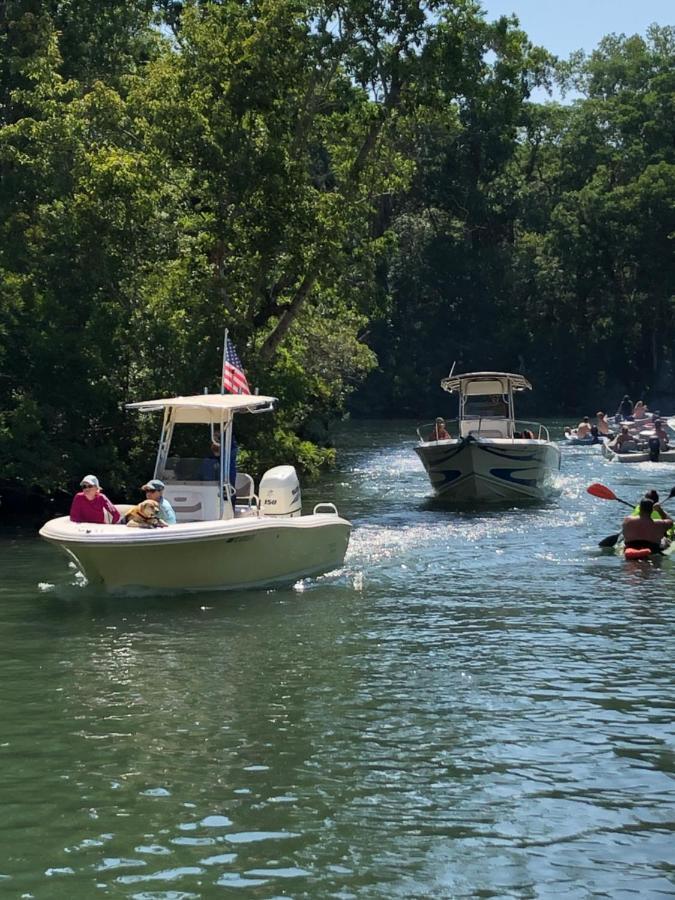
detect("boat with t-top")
[414,371,561,501]
[39,393,351,592]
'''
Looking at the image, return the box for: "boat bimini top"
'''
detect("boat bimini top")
[440,372,532,396]
[126,393,277,424]
[126,393,278,520]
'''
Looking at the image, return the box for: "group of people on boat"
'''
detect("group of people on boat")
[616,395,651,421]
[565,395,671,454]
[622,489,673,555]
[69,475,176,527]
[608,418,670,454]
[68,435,240,528]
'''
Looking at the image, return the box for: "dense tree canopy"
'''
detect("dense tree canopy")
[0,1,673,507]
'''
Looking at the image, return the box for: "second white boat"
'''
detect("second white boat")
[415,371,561,501]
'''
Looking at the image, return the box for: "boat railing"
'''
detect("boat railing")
[417,419,460,443]
[417,418,550,442]
[313,502,339,515]
[514,420,550,441]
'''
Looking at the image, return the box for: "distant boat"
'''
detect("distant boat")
[40,393,351,592]
[414,371,561,501]
[601,440,675,464]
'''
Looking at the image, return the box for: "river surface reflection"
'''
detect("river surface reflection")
[1,420,674,897]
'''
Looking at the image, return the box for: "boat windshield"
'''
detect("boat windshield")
[464,395,510,418]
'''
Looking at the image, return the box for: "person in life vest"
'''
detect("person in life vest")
[631,490,667,520]
[622,498,673,555]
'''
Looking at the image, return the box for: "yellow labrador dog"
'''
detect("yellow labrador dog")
[125,499,167,529]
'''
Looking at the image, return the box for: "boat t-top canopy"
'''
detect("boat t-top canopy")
[440,372,532,396]
[127,393,277,424]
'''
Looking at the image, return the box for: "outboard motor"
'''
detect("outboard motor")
[258,465,302,517]
[648,436,661,462]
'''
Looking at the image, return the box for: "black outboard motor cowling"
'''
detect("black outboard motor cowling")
[648,436,661,461]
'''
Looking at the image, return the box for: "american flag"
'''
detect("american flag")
[222,335,251,395]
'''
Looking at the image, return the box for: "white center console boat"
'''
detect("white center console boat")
[414,371,561,501]
[40,394,351,592]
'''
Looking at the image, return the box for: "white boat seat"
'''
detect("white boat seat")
[235,473,256,507]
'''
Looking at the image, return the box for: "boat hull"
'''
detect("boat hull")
[601,443,675,463]
[414,438,561,501]
[39,515,351,592]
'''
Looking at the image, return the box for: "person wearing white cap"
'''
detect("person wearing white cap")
[69,475,121,524]
[140,478,176,525]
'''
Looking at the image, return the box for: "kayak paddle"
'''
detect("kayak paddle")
[586,482,634,508]
[589,483,675,547]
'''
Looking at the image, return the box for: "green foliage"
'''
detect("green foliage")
[1,3,673,507]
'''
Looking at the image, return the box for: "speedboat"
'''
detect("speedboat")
[414,371,561,501]
[40,394,351,592]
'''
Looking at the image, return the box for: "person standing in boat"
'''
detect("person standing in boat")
[622,498,672,555]
[199,436,238,504]
[616,395,634,420]
[69,475,121,524]
[140,479,176,525]
[631,490,668,520]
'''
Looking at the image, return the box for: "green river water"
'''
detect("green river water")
[1,420,675,898]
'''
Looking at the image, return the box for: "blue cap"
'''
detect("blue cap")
[80,475,99,488]
[142,479,165,492]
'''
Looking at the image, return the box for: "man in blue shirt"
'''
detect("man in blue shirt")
[140,479,177,525]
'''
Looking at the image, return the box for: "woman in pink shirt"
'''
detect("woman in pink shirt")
[69,474,121,524]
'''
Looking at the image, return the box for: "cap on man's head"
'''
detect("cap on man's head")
[80,474,99,488]
[435,417,445,424]
[141,479,165,492]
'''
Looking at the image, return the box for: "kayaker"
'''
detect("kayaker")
[622,498,673,555]
[631,490,668,520]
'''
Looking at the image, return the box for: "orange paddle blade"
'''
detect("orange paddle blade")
[586,483,617,501]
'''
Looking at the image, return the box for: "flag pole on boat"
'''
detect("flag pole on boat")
[219,328,229,519]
